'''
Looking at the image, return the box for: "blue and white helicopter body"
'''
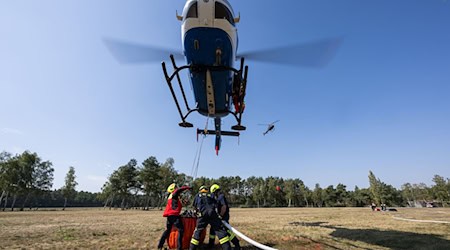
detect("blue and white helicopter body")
[181,0,238,117]
[161,0,247,154]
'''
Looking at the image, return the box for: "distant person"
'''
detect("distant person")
[190,186,231,250]
[371,202,376,211]
[157,183,192,250]
[209,184,241,250]
[381,203,386,211]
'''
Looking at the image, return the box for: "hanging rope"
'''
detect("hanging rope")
[191,136,204,180]
[190,139,201,179]
[190,118,209,181]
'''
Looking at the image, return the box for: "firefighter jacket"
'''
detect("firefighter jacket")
[193,192,217,217]
[163,186,190,217]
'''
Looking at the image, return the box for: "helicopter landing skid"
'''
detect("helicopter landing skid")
[231,125,246,131]
[161,54,249,131]
[179,122,193,128]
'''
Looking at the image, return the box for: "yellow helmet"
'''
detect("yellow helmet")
[210,184,220,193]
[199,186,208,193]
[167,183,176,193]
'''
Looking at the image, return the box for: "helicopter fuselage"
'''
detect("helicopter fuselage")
[162,0,245,154]
[181,0,238,117]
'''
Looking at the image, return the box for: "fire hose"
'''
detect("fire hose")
[221,220,278,250]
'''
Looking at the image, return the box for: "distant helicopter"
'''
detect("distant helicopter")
[104,0,341,155]
[259,120,280,136]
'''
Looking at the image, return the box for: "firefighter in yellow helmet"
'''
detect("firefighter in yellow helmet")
[209,184,241,249]
[157,183,192,250]
[190,186,231,250]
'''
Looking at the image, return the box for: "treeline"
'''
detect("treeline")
[0,189,102,210]
[1,151,449,210]
[0,151,54,210]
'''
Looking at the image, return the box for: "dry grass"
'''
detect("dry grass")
[1,207,449,249]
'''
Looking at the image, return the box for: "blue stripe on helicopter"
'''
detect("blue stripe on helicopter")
[184,27,234,116]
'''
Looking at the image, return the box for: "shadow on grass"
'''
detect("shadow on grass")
[330,227,450,249]
[290,221,450,249]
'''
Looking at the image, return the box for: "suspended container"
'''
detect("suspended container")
[167,212,206,249]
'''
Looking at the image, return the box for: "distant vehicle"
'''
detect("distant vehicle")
[258,120,280,136]
[426,202,436,208]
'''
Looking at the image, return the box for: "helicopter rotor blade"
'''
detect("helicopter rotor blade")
[238,37,342,68]
[103,37,184,64]
[271,120,280,124]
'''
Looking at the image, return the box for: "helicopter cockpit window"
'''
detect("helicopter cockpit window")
[215,2,234,25]
[186,2,198,19]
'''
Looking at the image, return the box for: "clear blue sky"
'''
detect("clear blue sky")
[1,0,449,192]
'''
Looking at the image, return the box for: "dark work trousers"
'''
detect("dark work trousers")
[209,215,240,249]
[158,215,184,250]
[190,212,231,250]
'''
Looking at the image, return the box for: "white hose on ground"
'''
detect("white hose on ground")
[392,216,450,224]
[221,220,278,250]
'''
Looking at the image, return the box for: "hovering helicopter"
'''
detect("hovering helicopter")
[104,0,341,155]
[259,120,280,136]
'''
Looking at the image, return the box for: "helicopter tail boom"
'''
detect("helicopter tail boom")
[196,129,240,137]
[197,128,239,155]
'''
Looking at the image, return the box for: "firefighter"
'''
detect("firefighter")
[190,186,231,250]
[209,184,241,249]
[157,183,192,250]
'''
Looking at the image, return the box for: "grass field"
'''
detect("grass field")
[1,207,449,249]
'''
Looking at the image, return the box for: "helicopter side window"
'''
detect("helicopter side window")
[215,2,234,25]
[186,2,198,19]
